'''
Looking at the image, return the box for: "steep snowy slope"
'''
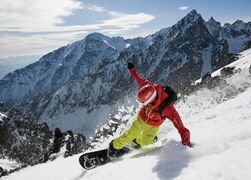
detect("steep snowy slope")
[2,49,251,180]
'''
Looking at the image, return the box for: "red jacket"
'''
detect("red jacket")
[130,68,186,133]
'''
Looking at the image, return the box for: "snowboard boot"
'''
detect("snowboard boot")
[132,139,141,149]
[108,140,130,159]
[153,136,158,144]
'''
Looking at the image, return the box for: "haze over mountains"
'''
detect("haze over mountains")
[0,55,41,79]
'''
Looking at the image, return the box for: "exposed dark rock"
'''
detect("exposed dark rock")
[221,67,235,77]
[0,103,90,168]
[52,128,63,153]
[64,131,88,157]
[0,167,8,177]
[0,117,13,152]
[244,41,251,50]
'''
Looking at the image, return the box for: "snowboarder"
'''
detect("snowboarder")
[109,62,192,157]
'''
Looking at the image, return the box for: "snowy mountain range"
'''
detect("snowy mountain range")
[2,44,251,180]
[0,10,251,139]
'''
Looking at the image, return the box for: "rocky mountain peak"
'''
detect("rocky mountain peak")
[183,9,202,23]
[207,17,221,26]
[85,32,110,41]
[232,20,246,30]
[187,9,199,17]
[84,32,126,52]
[206,17,221,38]
[171,9,205,36]
[223,23,231,29]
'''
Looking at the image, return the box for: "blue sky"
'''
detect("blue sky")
[0,0,251,58]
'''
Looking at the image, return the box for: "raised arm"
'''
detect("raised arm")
[127,62,150,87]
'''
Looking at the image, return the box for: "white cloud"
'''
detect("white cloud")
[0,0,154,33]
[179,6,189,11]
[81,3,123,16]
[101,13,155,31]
[0,0,82,30]
[83,4,106,13]
[0,0,155,57]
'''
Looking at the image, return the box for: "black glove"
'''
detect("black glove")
[127,62,134,69]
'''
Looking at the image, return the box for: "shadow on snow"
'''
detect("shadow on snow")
[153,140,191,180]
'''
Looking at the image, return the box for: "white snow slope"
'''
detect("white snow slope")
[2,49,251,180]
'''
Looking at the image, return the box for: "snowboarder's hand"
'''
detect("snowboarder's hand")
[127,62,134,69]
[180,128,192,148]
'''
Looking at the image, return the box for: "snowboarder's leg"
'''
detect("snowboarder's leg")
[136,124,159,146]
[112,115,144,150]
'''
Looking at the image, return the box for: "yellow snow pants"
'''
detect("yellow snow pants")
[113,115,160,150]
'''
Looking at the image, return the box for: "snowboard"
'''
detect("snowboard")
[79,147,131,170]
